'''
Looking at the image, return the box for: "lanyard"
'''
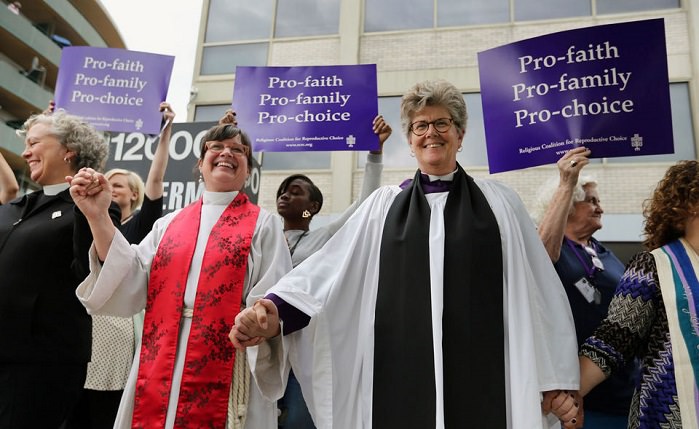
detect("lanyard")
[565,238,598,279]
[288,231,309,257]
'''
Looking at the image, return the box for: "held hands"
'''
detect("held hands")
[542,390,583,428]
[229,299,281,350]
[67,168,112,219]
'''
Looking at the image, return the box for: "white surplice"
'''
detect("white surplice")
[249,179,579,429]
[76,191,293,429]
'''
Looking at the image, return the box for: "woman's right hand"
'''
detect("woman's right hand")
[218,108,238,127]
[558,146,591,186]
[68,168,112,220]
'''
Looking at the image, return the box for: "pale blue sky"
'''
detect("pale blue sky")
[99,0,203,120]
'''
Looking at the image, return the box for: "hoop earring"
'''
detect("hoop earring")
[302,210,311,219]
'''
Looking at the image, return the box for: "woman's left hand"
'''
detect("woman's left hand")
[542,390,583,428]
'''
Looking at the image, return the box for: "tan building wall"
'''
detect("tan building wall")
[191,2,697,240]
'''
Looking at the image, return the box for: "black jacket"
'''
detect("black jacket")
[0,190,119,364]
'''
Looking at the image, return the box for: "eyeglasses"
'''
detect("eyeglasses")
[409,118,453,136]
[583,245,605,271]
[205,141,250,157]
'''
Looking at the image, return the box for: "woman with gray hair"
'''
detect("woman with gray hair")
[70,123,292,429]
[0,109,119,428]
[231,79,581,429]
[535,146,637,427]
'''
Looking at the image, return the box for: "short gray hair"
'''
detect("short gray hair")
[18,109,108,172]
[400,79,467,139]
[531,174,598,225]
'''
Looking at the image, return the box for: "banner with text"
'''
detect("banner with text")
[55,47,174,135]
[477,18,673,173]
[104,122,261,214]
[232,65,380,152]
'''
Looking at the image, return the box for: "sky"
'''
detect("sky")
[99,0,204,121]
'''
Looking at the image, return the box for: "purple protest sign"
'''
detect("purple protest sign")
[478,19,673,173]
[54,47,174,135]
[232,65,379,152]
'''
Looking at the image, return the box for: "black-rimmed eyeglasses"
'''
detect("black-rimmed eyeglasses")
[409,118,453,136]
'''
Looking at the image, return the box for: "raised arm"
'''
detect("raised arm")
[537,146,591,261]
[144,102,175,200]
[323,115,391,237]
[0,152,19,203]
[218,108,238,126]
[68,168,117,260]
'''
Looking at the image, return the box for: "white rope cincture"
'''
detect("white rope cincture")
[227,307,251,429]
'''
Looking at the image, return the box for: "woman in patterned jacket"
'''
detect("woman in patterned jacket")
[579,160,699,428]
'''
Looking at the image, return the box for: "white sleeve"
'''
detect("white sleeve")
[75,213,173,317]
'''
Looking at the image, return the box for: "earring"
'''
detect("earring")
[409,151,415,158]
[63,157,70,163]
[198,172,204,183]
[302,210,311,218]
[457,146,463,152]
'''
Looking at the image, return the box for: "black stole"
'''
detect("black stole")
[373,166,506,428]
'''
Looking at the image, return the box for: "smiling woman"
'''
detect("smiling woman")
[0,110,120,429]
[68,122,292,429]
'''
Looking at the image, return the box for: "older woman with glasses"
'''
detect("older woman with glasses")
[68,124,292,429]
[230,79,581,429]
[533,146,638,428]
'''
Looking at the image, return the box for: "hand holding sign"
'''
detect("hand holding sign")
[478,19,673,173]
[54,47,174,134]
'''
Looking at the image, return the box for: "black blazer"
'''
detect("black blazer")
[0,190,119,364]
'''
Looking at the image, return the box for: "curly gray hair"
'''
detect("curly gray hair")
[531,174,598,225]
[17,109,109,172]
[400,80,468,139]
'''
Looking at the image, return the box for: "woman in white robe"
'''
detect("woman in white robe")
[70,125,292,429]
[232,80,582,429]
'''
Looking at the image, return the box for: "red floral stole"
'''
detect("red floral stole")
[131,193,259,429]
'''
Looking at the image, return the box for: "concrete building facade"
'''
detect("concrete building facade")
[0,0,124,191]
[191,1,695,257]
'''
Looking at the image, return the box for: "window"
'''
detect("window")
[514,0,590,21]
[363,0,680,32]
[610,83,695,163]
[202,0,340,75]
[201,44,269,75]
[205,0,273,42]
[438,0,509,27]
[364,0,431,32]
[596,0,679,14]
[194,104,231,122]
[275,0,340,37]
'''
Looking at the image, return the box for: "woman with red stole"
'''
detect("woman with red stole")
[69,124,292,429]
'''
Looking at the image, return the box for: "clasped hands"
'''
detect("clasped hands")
[542,389,583,428]
[229,298,281,349]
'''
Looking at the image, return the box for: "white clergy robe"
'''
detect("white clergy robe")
[76,191,293,429]
[249,178,579,429]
